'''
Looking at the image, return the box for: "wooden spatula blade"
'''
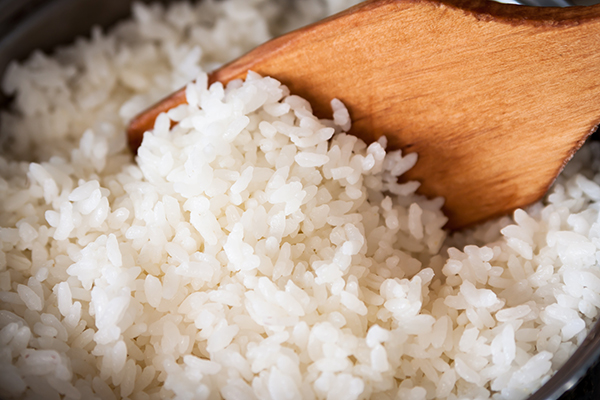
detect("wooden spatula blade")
[127,0,600,229]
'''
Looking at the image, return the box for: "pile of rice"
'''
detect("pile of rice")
[1,1,600,399]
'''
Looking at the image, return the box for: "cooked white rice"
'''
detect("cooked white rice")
[1,1,600,399]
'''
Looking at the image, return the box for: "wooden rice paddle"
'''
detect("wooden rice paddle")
[127,0,600,229]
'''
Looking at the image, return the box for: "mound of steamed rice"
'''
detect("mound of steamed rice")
[1,1,600,399]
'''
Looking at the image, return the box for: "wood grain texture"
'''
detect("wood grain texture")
[127,0,600,229]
